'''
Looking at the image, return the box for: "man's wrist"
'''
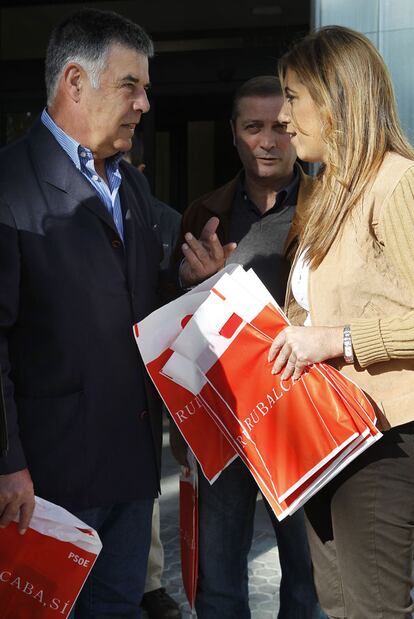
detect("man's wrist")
[178,258,194,290]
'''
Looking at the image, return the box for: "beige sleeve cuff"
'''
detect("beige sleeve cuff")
[351,312,414,368]
[350,318,390,368]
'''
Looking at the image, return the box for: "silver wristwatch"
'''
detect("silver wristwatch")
[343,325,354,364]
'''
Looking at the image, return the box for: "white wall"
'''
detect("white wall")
[312,0,414,144]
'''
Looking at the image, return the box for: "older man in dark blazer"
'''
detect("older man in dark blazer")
[0,9,162,618]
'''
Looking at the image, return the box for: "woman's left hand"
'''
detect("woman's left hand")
[268,326,343,381]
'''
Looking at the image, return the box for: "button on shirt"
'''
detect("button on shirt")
[41,109,124,241]
[227,167,300,305]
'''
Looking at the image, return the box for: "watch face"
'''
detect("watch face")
[343,326,354,363]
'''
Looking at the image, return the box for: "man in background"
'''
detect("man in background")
[171,76,324,619]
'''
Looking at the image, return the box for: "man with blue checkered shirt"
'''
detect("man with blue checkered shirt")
[0,9,164,618]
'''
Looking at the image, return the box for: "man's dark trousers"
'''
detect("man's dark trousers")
[196,458,322,619]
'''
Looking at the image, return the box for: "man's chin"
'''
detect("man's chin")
[256,166,281,179]
[113,137,133,153]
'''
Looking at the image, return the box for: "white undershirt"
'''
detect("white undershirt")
[291,250,312,325]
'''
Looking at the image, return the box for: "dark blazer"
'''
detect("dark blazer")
[0,119,163,511]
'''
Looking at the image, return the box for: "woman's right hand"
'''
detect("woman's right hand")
[268,325,344,381]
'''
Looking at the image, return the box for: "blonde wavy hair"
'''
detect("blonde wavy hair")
[279,25,414,268]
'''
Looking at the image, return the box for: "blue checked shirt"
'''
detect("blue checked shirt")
[41,109,124,241]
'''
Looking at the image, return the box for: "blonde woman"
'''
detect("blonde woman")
[268,25,414,619]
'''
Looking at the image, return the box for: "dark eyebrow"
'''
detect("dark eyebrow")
[117,75,151,89]
[119,74,139,84]
[242,119,284,126]
[242,119,264,125]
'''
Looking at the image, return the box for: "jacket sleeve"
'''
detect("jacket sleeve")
[0,198,27,472]
[351,166,414,367]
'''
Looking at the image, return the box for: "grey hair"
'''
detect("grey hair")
[45,8,154,105]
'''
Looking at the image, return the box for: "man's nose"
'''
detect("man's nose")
[133,89,150,114]
[260,130,276,151]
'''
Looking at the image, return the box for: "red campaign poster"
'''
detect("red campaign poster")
[0,497,102,619]
[144,345,236,482]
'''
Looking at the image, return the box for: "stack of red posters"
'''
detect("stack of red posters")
[134,265,381,520]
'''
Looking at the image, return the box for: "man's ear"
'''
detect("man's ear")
[62,63,84,102]
[230,119,236,147]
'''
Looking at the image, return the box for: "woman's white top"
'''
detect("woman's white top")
[290,250,312,326]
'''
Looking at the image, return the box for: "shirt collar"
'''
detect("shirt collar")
[238,164,299,214]
[41,108,124,171]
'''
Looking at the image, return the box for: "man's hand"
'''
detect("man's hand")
[169,422,190,469]
[0,468,35,535]
[179,216,237,287]
[268,326,343,381]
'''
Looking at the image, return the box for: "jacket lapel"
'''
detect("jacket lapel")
[27,119,119,238]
